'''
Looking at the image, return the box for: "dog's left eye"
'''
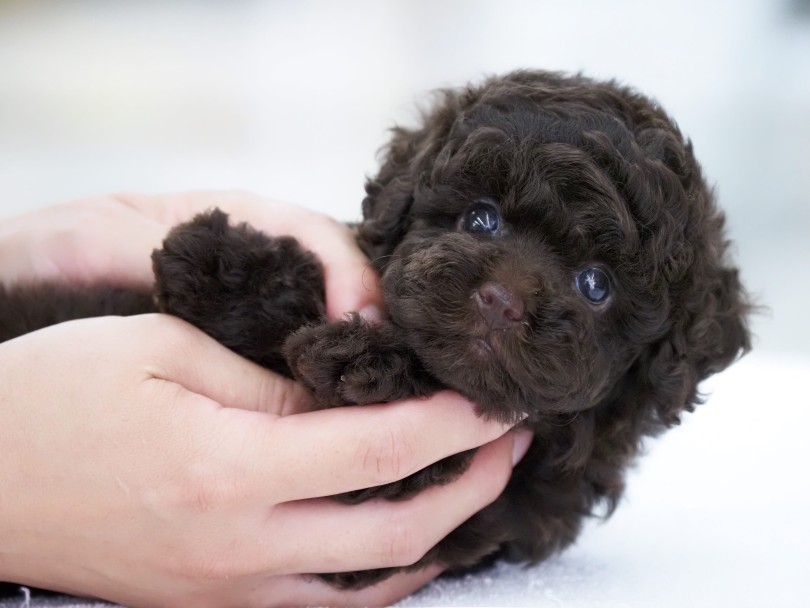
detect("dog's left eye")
[462,201,500,235]
[576,268,611,304]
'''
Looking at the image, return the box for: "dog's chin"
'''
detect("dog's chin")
[402,327,533,422]
[402,322,604,422]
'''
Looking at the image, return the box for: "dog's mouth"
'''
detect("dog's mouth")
[472,336,495,356]
[469,327,520,362]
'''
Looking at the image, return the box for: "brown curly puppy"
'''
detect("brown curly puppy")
[0,70,751,589]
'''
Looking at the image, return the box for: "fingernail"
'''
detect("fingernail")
[511,429,533,465]
[359,304,384,324]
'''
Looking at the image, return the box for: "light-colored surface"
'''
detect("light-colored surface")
[1,351,808,607]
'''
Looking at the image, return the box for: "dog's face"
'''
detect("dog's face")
[359,71,750,428]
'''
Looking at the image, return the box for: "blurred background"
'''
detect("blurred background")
[1,3,809,607]
[0,0,807,353]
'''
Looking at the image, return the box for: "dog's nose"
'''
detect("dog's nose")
[475,282,525,328]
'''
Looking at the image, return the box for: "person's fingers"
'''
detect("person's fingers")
[287,217,384,320]
[243,393,523,503]
[113,190,224,227]
[259,430,521,574]
[73,216,166,285]
[0,198,168,286]
[134,315,316,416]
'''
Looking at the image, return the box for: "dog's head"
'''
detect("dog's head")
[358,70,750,433]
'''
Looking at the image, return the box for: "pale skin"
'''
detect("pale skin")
[0,192,533,608]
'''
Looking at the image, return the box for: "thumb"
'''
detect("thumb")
[297,220,384,321]
[323,253,384,322]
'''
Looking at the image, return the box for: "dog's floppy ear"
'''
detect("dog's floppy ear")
[358,89,466,269]
[357,125,425,269]
[642,252,751,428]
[623,119,753,427]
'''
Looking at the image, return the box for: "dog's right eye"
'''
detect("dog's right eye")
[462,200,501,235]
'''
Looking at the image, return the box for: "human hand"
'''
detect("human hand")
[0,191,379,320]
[0,315,531,607]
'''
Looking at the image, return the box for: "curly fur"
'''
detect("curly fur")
[0,70,751,590]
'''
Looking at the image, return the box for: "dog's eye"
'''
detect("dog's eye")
[462,201,500,235]
[576,268,611,304]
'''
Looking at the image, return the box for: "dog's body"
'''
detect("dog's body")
[0,71,750,588]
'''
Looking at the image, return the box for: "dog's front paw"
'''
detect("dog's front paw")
[283,315,372,405]
[152,208,325,373]
[284,316,439,406]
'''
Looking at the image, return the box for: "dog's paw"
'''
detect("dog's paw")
[284,316,439,406]
[283,315,371,405]
[152,208,325,372]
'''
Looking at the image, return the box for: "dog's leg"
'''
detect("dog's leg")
[152,208,326,376]
[0,284,154,344]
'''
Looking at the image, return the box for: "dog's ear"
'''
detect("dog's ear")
[641,258,751,427]
[358,88,466,269]
[621,118,753,427]
[357,125,425,269]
